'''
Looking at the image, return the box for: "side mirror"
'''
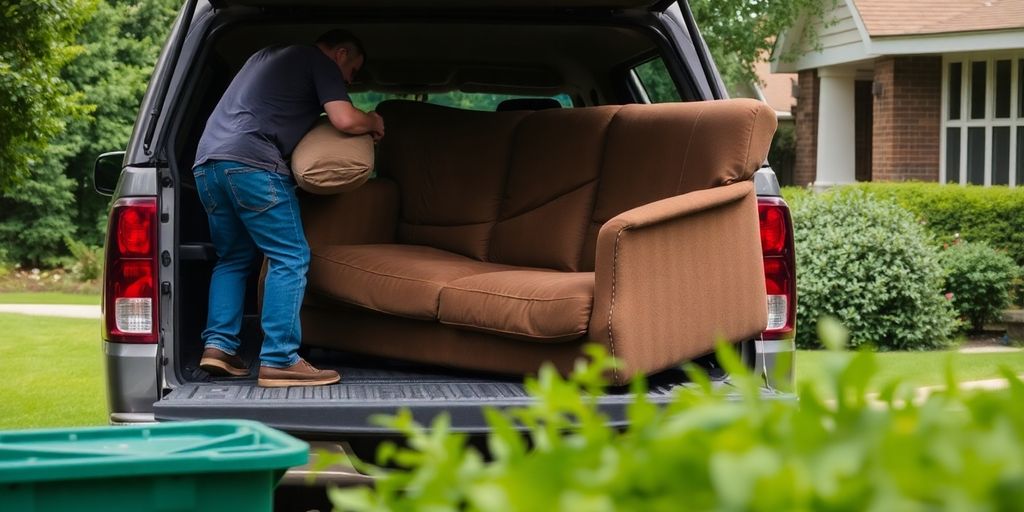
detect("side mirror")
[94,151,126,196]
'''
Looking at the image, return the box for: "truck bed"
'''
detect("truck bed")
[155,349,743,435]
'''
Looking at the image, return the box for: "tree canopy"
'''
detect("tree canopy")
[0,0,96,191]
[689,0,831,89]
[0,0,178,266]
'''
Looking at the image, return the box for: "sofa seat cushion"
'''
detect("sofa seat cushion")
[309,244,514,320]
[438,270,595,342]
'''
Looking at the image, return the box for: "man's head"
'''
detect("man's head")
[316,29,366,85]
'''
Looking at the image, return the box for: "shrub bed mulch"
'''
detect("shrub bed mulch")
[0,268,100,295]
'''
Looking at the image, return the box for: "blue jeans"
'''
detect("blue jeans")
[192,160,309,368]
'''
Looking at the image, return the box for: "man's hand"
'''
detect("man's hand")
[369,111,385,142]
[324,100,384,140]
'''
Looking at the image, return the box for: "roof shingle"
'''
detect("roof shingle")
[853,0,1024,36]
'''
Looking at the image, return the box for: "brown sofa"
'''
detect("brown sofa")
[296,98,777,385]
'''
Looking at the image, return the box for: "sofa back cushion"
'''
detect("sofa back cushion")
[375,101,529,260]
[374,98,776,271]
[487,106,619,271]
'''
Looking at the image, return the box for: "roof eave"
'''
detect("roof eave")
[772,0,874,73]
[869,27,1024,55]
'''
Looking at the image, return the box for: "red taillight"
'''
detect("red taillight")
[758,197,796,339]
[117,207,154,256]
[763,259,790,296]
[759,204,786,256]
[103,198,159,344]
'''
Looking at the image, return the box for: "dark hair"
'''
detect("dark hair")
[316,29,366,60]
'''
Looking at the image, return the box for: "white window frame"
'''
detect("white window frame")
[941,51,1024,187]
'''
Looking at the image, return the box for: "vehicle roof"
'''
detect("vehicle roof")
[210,0,660,9]
[210,22,656,94]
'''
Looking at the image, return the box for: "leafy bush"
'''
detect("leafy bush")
[326,325,1024,511]
[792,190,958,350]
[939,241,1020,332]
[65,237,103,282]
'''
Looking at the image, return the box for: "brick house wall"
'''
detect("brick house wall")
[871,56,942,182]
[794,70,819,187]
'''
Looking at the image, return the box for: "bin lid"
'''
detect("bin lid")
[0,420,308,484]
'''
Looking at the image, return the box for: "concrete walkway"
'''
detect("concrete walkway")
[959,345,1021,353]
[889,374,1024,406]
[0,304,100,319]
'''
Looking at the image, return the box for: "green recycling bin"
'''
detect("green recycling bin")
[0,420,308,512]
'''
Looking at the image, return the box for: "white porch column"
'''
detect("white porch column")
[814,65,857,189]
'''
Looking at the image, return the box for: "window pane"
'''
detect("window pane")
[427,92,573,110]
[945,127,960,183]
[350,92,416,111]
[995,60,1011,118]
[948,62,961,120]
[1019,60,1024,118]
[634,58,682,103]
[1018,127,1024,186]
[350,91,573,112]
[968,127,985,184]
[992,126,1010,185]
[971,61,986,119]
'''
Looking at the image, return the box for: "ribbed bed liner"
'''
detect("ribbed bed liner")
[155,350,729,434]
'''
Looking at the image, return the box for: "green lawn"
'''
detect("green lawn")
[796,349,1024,391]
[0,313,106,430]
[0,292,100,305]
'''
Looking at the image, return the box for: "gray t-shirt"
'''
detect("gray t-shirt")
[194,45,350,174]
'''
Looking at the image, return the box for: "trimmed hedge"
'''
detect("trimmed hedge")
[785,182,1024,306]
[785,182,1024,267]
[791,190,958,350]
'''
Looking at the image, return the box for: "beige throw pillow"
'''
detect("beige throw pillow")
[291,118,374,194]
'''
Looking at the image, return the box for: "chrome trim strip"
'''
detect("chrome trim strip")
[109,412,157,425]
[756,338,796,354]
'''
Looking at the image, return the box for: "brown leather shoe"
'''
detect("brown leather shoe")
[258,358,341,387]
[199,347,249,377]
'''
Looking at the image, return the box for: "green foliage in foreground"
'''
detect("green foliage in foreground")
[327,321,1024,511]
[0,314,105,429]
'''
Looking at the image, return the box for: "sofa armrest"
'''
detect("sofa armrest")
[299,177,400,250]
[588,181,768,384]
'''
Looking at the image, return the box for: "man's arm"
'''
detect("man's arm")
[324,100,385,140]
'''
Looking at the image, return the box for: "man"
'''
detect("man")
[192,29,383,387]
